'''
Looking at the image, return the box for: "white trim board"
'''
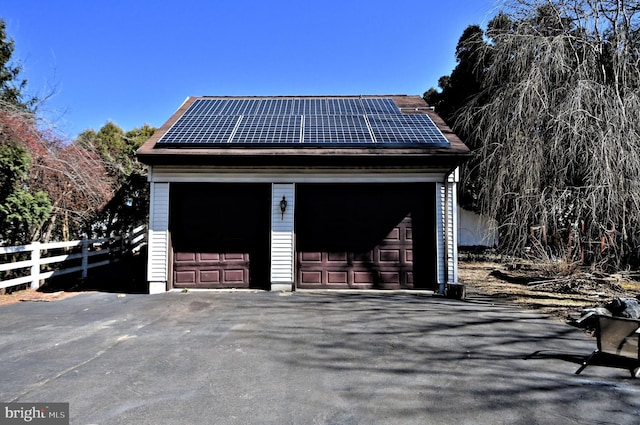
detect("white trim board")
[149,169,449,183]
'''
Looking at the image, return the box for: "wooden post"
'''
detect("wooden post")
[30,242,40,289]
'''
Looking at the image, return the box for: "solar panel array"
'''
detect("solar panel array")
[156,97,450,147]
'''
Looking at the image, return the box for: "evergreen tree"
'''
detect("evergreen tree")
[0,18,36,110]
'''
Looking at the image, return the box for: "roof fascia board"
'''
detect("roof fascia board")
[148,166,450,183]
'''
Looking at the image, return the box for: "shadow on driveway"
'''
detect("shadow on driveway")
[40,249,148,294]
[1,291,638,424]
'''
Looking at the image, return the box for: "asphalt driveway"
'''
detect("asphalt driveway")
[1,290,639,424]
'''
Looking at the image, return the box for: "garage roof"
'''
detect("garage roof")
[154,97,449,148]
[137,95,471,167]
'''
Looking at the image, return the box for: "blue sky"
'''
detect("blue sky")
[2,1,499,139]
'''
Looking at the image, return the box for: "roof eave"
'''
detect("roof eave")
[135,95,471,167]
[137,147,471,168]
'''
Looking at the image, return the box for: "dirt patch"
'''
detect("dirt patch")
[460,260,640,323]
[0,288,81,306]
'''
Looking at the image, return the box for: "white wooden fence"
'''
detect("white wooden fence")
[0,225,147,290]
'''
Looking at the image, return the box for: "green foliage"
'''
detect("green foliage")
[0,19,50,245]
[78,122,154,178]
[123,124,155,174]
[126,124,156,146]
[98,172,149,236]
[0,143,29,197]
[78,123,126,174]
[0,188,51,244]
[0,143,51,244]
[77,122,156,236]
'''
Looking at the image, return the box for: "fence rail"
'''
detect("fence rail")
[0,225,147,291]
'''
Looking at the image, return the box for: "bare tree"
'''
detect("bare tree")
[0,100,114,242]
[32,135,114,242]
[457,0,640,270]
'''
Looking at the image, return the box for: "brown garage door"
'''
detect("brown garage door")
[296,183,435,290]
[170,183,270,289]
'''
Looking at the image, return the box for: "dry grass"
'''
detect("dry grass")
[0,288,79,306]
[459,259,640,322]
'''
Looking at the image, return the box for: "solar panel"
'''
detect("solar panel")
[231,115,301,144]
[361,98,401,115]
[304,115,373,144]
[215,99,259,115]
[252,99,293,116]
[159,115,240,145]
[182,97,400,116]
[327,98,363,115]
[291,99,327,115]
[368,114,450,146]
[155,97,450,147]
[183,99,225,117]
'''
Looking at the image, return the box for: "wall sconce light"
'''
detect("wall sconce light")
[280,196,287,220]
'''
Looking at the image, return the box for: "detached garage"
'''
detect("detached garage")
[137,95,470,294]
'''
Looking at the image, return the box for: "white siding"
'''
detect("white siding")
[148,182,170,286]
[447,180,458,284]
[271,183,295,286]
[435,182,446,291]
[435,172,460,292]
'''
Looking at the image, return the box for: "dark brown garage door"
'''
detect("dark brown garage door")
[296,183,435,290]
[170,183,270,289]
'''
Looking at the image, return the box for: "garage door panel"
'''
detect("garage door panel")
[200,270,221,283]
[379,249,401,263]
[300,270,322,284]
[301,252,322,262]
[223,253,247,261]
[175,252,196,262]
[170,183,270,289]
[224,269,248,284]
[327,252,348,263]
[380,272,401,286]
[175,271,196,285]
[384,228,401,241]
[405,228,413,241]
[327,271,348,284]
[174,257,252,288]
[296,183,434,290]
[200,253,220,261]
[352,251,373,263]
[353,271,375,285]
